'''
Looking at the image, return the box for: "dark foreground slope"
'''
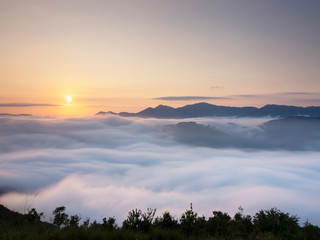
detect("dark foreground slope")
[97,102,320,118]
[1,204,320,240]
[0,204,56,240]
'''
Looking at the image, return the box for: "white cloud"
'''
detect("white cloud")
[0,115,320,225]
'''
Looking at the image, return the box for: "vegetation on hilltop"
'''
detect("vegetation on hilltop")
[1,203,320,240]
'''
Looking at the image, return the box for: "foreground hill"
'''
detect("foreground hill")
[97,102,320,118]
[0,204,55,239]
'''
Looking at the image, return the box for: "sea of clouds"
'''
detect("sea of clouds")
[0,115,319,225]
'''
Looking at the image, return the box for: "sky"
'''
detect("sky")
[1,0,320,116]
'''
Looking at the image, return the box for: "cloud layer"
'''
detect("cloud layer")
[0,115,319,225]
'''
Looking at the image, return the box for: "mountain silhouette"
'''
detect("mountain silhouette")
[97,102,320,118]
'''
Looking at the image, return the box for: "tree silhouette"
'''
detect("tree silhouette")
[52,206,69,228]
[122,208,156,232]
[253,207,299,239]
[122,208,142,231]
[207,210,231,237]
[68,214,81,228]
[141,208,156,232]
[102,216,117,230]
[230,206,253,238]
[153,211,178,229]
[26,208,43,222]
[302,220,320,240]
[180,203,198,235]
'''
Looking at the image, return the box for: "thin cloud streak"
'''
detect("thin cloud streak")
[154,96,229,101]
[227,92,320,107]
[232,92,320,99]
[0,103,61,107]
[280,92,320,95]
[210,86,224,89]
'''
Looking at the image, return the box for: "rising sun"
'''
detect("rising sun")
[66,96,72,102]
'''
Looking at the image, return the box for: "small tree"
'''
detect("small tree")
[302,220,320,240]
[141,208,156,232]
[154,211,178,229]
[52,206,69,228]
[81,218,90,229]
[230,206,253,238]
[122,209,142,231]
[253,208,299,239]
[207,210,231,237]
[68,214,81,228]
[180,203,198,236]
[102,216,117,230]
[26,208,43,222]
[122,208,156,232]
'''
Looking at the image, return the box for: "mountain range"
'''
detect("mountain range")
[97,102,320,118]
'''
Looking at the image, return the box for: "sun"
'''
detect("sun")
[66,96,72,102]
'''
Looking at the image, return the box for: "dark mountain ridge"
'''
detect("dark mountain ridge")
[97,102,320,118]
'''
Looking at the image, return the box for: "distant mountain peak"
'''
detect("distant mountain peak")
[155,104,173,109]
[96,111,117,115]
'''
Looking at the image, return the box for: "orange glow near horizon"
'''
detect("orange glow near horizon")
[1,93,320,117]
